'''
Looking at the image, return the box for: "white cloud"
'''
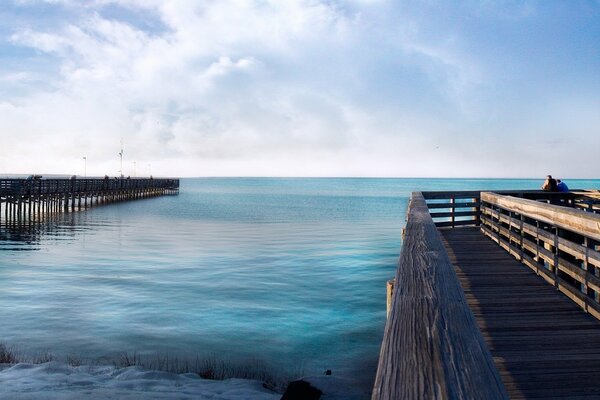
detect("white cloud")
[0,0,598,177]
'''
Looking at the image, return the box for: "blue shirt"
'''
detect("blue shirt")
[557,181,569,192]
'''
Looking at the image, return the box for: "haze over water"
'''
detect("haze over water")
[1,178,599,393]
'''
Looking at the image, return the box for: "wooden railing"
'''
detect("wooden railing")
[0,178,179,197]
[422,189,600,228]
[374,188,600,398]
[571,190,600,213]
[422,190,481,228]
[480,192,600,319]
[372,192,508,400]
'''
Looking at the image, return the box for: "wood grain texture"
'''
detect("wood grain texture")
[441,227,600,399]
[372,192,508,400]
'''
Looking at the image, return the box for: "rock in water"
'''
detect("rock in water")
[281,380,322,400]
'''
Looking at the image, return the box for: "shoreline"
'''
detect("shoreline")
[1,342,368,399]
[0,342,295,393]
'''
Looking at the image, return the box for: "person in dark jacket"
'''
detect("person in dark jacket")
[542,175,558,191]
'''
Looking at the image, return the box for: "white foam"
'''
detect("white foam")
[0,362,280,400]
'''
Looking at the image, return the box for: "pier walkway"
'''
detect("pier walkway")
[373,189,600,400]
[442,227,600,399]
[1,177,179,223]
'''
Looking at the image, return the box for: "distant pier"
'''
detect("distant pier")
[373,189,600,399]
[0,177,179,223]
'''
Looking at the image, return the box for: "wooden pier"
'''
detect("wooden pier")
[373,189,600,399]
[0,177,179,223]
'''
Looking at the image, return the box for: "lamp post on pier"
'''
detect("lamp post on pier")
[83,156,87,178]
[118,140,124,178]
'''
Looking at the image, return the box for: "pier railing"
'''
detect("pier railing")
[1,177,179,223]
[372,192,508,400]
[422,190,481,227]
[0,178,179,197]
[480,191,600,319]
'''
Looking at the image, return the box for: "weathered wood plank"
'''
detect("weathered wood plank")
[372,193,508,400]
[422,191,480,199]
[434,219,478,228]
[430,210,478,218]
[427,201,480,209]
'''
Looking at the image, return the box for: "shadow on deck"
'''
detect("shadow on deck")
[441,227,600,400]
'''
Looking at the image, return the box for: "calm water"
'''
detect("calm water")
[1,178,599,391]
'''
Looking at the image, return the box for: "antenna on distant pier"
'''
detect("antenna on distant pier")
[118,139,124,178]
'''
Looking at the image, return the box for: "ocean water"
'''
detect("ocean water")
[1,178,599,393]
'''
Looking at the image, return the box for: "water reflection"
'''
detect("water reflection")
[0,212,93,251]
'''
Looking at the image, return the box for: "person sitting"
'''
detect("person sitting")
[556,179,569,192]
[541,175,558,191]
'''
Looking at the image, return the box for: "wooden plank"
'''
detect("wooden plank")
[435,219,478,228]
[430,210,478,218]
[372,193,508,400]
[427,201,480,209]
[422,191,480,199]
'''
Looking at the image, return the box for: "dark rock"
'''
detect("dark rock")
[281,379,322,400]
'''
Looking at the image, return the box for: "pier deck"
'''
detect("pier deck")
[442,227,600,399]
[373,189,600,400]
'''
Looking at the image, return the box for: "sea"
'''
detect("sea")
[1,178,599,395]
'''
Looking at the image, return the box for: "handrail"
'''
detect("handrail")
[372,192,507,400]
[481,192,600,241]
[480,192,600,319]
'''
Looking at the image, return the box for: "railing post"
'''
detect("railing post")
[553,226,559,289]
[495,205,501,244]
[519,213,524,262]
[451,196,455,228]
[535,220,541,275]
[584,236,591,309]
[386,279,395,319]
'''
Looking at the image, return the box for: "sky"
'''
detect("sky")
[0,0,599,178]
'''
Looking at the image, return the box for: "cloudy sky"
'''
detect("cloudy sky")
[0,1,598,178]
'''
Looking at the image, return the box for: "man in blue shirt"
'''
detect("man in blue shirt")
[557,179,569,192]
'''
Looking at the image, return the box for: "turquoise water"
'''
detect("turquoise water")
[1,178,599,391]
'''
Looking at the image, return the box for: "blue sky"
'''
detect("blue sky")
[0,0,598,178]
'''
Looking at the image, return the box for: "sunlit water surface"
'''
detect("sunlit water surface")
[1,178,599,393]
